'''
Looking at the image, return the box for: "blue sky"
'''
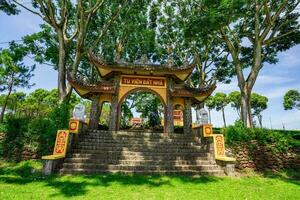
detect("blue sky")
[1,8,300,130]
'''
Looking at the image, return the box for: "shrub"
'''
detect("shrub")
[48,102,70,130]
[224,120,254,144]
[1,102,72,160]
[27,117,56,156]
[26,102,72,156]
[2,116,29,161]
[224,120,290,153]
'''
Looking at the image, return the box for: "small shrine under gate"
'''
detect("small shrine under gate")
[68,52,216,134]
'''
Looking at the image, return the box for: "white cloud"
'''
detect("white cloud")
[256,75,295,86]
[278,47,300,69]
[257,83,300,99]
[215,80,239,93]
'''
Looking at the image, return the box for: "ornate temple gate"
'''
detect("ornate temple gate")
[42,51,239,176]
[68,52,216,135]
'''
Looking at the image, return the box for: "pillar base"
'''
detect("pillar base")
[43,159,64,175]
[216,160,236,176]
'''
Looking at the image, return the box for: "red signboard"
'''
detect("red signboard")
[131,118,143,124]
[121,76,165,87]
[173,110,183,120]
[54,130,69,155]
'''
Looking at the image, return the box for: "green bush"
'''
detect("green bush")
[224,120,290,153]
[27,117,56,156]
[48,102,71,130]
[2,116,29,161]
[224,120,254,143]
[1,102,72,160]
[25,102,72,156]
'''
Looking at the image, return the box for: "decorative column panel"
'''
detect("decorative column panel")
[183,98,192,134]
[89,95,101,130]
[109,75,120,131]
[166,77,174,134]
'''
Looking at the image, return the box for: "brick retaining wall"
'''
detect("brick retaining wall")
[229,141,300,170]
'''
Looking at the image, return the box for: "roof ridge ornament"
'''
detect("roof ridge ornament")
[88,51,196,82]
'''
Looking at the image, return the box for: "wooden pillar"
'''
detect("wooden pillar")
[89,95,101,130]
[109,95,119,131]
[183,98,192,134]
[109,75,120,131]
[166,77,174,134]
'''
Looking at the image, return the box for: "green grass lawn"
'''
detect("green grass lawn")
[0,160,299,200]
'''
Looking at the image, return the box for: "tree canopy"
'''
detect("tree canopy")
[251,93,268,128]
[0,44,35,123]
[284,89,300,111]
[186,0,300,127]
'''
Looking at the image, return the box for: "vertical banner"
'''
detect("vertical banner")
[53,130,70,156]
[213,134,225,158]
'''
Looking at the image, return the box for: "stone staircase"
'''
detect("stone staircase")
[60,130,225,176]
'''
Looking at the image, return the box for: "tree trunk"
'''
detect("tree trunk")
[257,114,263,128]
[0,83,13,123]
[240,87,252,128]
[57,29,68,103]
[222,107,226,128]
[247,97,254,127]
[89,95,101,130]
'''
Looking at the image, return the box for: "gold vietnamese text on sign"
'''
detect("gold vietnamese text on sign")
[121,76,166,88]
[53,130,69,156]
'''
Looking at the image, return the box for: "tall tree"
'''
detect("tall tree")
[228,91,241,119]
[13,0,129,102]
[217,0,299,127]
[251,93,268,128]
[1,92,26,117]
[189,0,300,127]
[213,92,229,127]
[283,89,300,111]
[0,45,35,123]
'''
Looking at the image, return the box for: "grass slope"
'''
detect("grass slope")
[0,160,299,200]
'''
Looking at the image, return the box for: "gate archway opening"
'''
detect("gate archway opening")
[117,88,166,133]
[98,101,111,130]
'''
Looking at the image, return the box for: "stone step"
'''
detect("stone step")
[73,146,206,153]
[80,136,200,144]
[62,163,222,171]
[77,140,201,146]
[85,131,193,138]
[67,153,213,160]
[64,158,216,165]
[75,144,206,152]
[71,149,211,156]
[83,131,196,137]
[58,130,225,176]
[60,169,225,176]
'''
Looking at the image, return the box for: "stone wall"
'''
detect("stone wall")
[229,141,300,171]
[20,146,38,160]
